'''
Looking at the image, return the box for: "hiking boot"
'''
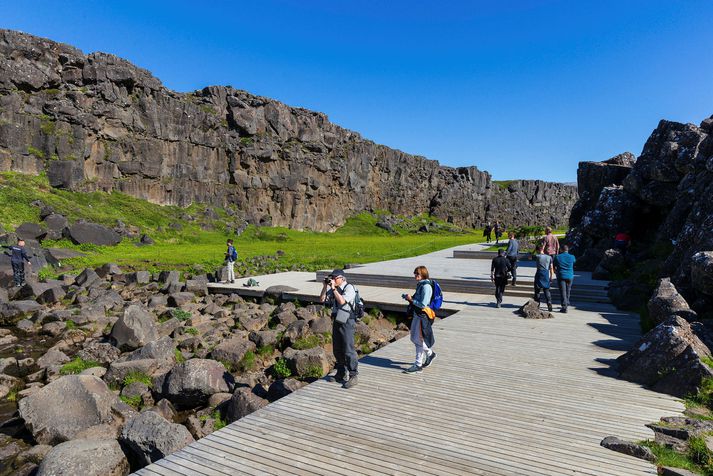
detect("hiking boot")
[403,364,422,374]
[327,372,346,383]
[561,307,568,313]
[511,281,516,286]
[547,303,553,312]
[342,375,358,389]
[422,352,437,368]
[496,302,501,308]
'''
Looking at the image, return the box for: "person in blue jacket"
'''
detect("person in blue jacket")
[553,245,577,313]
[402,265,436,373]
[4,239,32,287]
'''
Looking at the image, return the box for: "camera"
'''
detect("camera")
[324,277,333,285]
[401,293,408,300]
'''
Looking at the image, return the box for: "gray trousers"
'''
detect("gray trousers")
[332,318,358,377]
[534,284,552,305]
[558,278,573,309]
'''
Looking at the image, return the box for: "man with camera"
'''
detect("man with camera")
[320,269,358,389]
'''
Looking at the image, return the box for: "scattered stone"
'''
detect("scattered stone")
[167,292,194,307]
[691,251,713,297]
[66,222,121,246]
[267,378,306,402]
[518,299,553,319]
[144,398,177,422]
[211,337,256,368]
[78,341,121,365]
[156,359,233,409]
[600,436,655,462]
[18,375,119,444]
[282,347,335,378]
[37,439,129,476]
[227,387,269,423]
[648,278,698,324]
[120,411,194,467]
[110,304,159,351]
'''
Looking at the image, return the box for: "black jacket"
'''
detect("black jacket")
[5,245,30,264]
[491,255,512,279]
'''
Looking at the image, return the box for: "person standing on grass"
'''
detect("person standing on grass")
[224,239,237,284]
[491,249,512,308]
[541,226,560,257]
[483,223,492,242]
[553,245,576,313]
[533,244,555,312]
[402,266,437,373]
[494,221,502,244]
[505,232,519,286]
[4,239,31,287]
[320,269,359,389]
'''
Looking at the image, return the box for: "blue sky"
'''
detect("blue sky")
[4,0,713,182]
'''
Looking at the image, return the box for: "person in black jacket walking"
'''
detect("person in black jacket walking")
[4,239,31,287]
[491,249,512,308]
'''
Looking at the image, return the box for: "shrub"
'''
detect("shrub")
[173,309,192,321]
[184,327,198,336]
[272,358,291,378]
[123,371,152,388]
[120,394,142,409]
[27,146,45,159]
[174,348,186,363]
[212,410,227,431]
[60,357,100,375]
[238,351,256,372]
[301,365,324,379]
[65,320,77,330]
[256,345,274,357]
[292,335,321,350]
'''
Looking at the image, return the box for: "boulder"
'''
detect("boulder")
[283,320,312,346]
[77,342,121,365]
[648,278,697,324]
[184,279,208,296]
[691,251,713,296]
[617,316,713,396]
[127,271,151,285]
[211,337,256,368]
[249,330,279,348]
[238,313,269,332]
[273,309,297,327]
[156,359,233,409]
[110,305,159,351]
[144,398,177,422]
[15,222,46,241]
[158,270,180,284]
[95,263,122,278]
[226,387,269,423]
[14,281,52,300]
[66,222,121,246]
[600,436,655,462]
[37,348,70,369]
[43,213,68,232]
[104,359,174,387]
[18,375,119,444]
[518,299,553,319]
[75,268,101,288]
[267,378,307,402]
[36,286,66,305]
[37,439,129,476]
[282,347,335,378]
[119,336,176,362]
[167,292,194,307]
[120,411,194,468]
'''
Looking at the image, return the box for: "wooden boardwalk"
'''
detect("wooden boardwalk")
[136,245,683,475]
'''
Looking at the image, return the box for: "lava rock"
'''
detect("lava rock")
[37,439,129,476]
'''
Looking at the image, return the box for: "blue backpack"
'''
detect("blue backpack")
[430,280,443,310]
[229,246,238,261]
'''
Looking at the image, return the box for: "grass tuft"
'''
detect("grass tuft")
[60,357,100,375]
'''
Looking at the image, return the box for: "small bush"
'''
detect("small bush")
[218,360,235,373]
[256,345,274,357]
[173,309,192,321]
[174,348,186,363]
[65,320,77,330]
[60,357,100,375]
[123,371,152,388]
[239,136,253,146]
[640,440,703,473]
[27,146,45,159]
[184,327,198,336]
[292,335,321,350]
[272,358,291,378]
[238,351,256,372]
[120,394,142,409]
[6,388,18,402]
[301,365,324,379]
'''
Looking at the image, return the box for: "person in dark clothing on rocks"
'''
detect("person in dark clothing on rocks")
[533,244,554,312]
[494,221,502,244]
[4,239,31,287]
[613,231,631,254]
[483,223,492,242]
[402,266,436,373]
[320,269,358,389]
[553,245,576,313]
[491,249,512,308]
[505,232,519,286]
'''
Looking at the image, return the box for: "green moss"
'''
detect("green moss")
[238,350,256,372]
[60,357,100,375]
[292,335,321,350]
[65,320,76,330]
[27,146,45,159]
[120,394,142,409]
[640,440,703,472]
[174,348,186,363]
[493,180,515,190]
[256,345,274,357]
[173,309,192,321]
[123,371,152,388]
[239,136,253,146]
[301,364,324,379]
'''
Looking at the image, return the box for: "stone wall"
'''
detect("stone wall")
[0,30,577,231]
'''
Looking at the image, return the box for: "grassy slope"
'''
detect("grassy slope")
[0,172,485,274]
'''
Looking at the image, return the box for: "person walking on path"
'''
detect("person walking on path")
[4,239,31,287]
[402,266,437,373]
[505,232,519,286]
[494,221,502,244]
[224,239,237,284]
[483,223,492,243]
[533,244,554,311]
[320,269,359,389]
[541,226,560,257]
[553,245,577,313]
[491,249,512,308]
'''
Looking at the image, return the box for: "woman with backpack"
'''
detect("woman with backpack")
[402,265,437,373]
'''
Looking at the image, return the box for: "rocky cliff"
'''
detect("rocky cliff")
[0,30,577,232]
[567,115,713,315]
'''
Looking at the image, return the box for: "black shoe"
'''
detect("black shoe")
[327,372,346,383]
[547,303,553,312]
[403,364,422,374]
[561,307,568,313]
[422,352,437,368]
[496,302,501,308]
[511,281,516,286]
[342,375,358,389]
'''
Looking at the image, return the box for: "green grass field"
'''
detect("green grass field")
[0,172,487,276]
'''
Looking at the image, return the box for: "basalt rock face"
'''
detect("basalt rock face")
[567,115,713,314]
[0,30,576,231]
